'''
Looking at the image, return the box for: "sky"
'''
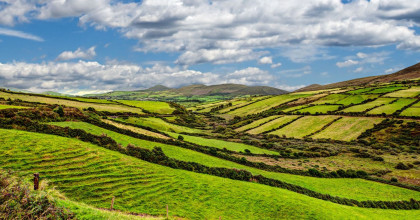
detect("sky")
[0,0,420,95]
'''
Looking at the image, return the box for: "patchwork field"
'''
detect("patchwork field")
[335,95,379,105]
[115,117,205,134]
[295,104,341,114]
[235,115,282,132]
[311,94,347,104]
[116,100,175,114]
[367,98,417,115]
[0,91,144,114]
[341,98,395,113]
[400,102,420,117]
[311,117,383,141]
[268,116,340,138]
[385,86,420,97]
[247,115,300,135]
[226,94,309,116]
[368,86,408,94]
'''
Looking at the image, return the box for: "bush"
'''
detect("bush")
[391,177,398,182]
[395,162,410,170]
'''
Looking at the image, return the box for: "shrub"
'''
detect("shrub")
[391,177,398,182]
[395,162,410,170]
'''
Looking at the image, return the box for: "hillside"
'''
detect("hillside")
[85,84,287,104]
[0,71,419,219]
[297,61,420,92]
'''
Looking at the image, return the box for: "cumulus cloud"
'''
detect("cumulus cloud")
[279,66,312,78]
[0,27,43,41]
[258,56,272,64]
[336,59,359,68]
[56,46,96,61]
[2,0,420,65]
[0,60,278,93]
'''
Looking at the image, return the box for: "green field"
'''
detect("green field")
[67,97,118,104]
[268,116,340,138]
[311,94,347,104]
[1,128,419,213]
[336,95,379,105]
[282,105,310,112]
[368,86,407,94]
[167,132,279,155]
[346,87,374,94]
[400,102,420,117]
[367,98,417,115]
[0,104,29,109]
[311,117,383,141]
[385,86,420,98]
[227,94,309,116]
[0,91,144,114]
[43,121,420,202]
[115,117,205,134]
[235,115,282,132]
[341,98,395,113]
[116,100,175,114]
[295,105,341,114]
[247,115,300,135]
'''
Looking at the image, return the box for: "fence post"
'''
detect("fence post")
[166,204,169,219]
[33,173,39,190]
[110,196,115,210]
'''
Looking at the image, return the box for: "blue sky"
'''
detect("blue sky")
[0,0,419,95]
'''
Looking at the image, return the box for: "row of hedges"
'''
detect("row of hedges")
[0,117,418,210]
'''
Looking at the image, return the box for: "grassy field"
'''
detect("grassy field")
[385,86,420,97]
[235,115,282,132]
[226,94,309,116]
[0,91,144,114]
[341,98,395,113]
[311,94,347,104]
[368,86,408,94]
[115,117,205,134]
[346,87,374,94]
[247,115,300,135]
[166,132,279,155]
[1,129,420,215]
[400,102,420,116]
[295,105,341,114]
[67,97,118,104]
[282,105,310,112]
[0,104,29,109]
[367,98,417,115]
[336,95,379,105]
[268,116,340,138]
[43,121,420,201]
[116,100,175,114]
[311,117,383,141]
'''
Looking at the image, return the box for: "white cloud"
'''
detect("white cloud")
[0,27,43,41]
[56,46,96,61]
[270,63,282,68]
[356,52,368,59]
[354,67,364,73]
[258,56,272,64]
[0,60,279,92]
[279,66,312,78]
[336,59,359,68]
[2,0,420,65]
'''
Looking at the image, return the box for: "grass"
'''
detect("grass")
[367,98,417,115]
[269,116,340,138]
[115,117,205,134]
[311,117,383,141]
[235,115,282,132]
[341,98,395,113]
[67,97,118,104]
[311,94,347,104]
[368,86,408,94]
[295,105,341,114]
[247,115,300,135]
[0,91,144,114]
[116,100,175,114]
[0,104,29,109]
[400,102,420,117]
[346,87,374,94]
[1,129,420,219]
[166,132,279,155]
[385,86,420,98]
[282,105,309,112]
[227,94,309,116]
[336,95,379,105]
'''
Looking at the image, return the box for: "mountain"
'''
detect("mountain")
[296,61,420,92]
[42,91,72,96]
[85,84,287,101]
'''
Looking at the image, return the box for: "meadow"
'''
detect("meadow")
[235,115,281,132]
[0,91,144,114]
[385,86,420,97]
[0,104,29,109]
[367,98,417,115]
[341,98,395,113]
[247,115,300,135]
[116,100,175,114]
[115,117,205,134]
[295,104,341,114]
[268,116,340,138]
[311,117,383,141]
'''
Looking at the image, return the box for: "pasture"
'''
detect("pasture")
[247,115,300,135]
[268,116,340,138]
